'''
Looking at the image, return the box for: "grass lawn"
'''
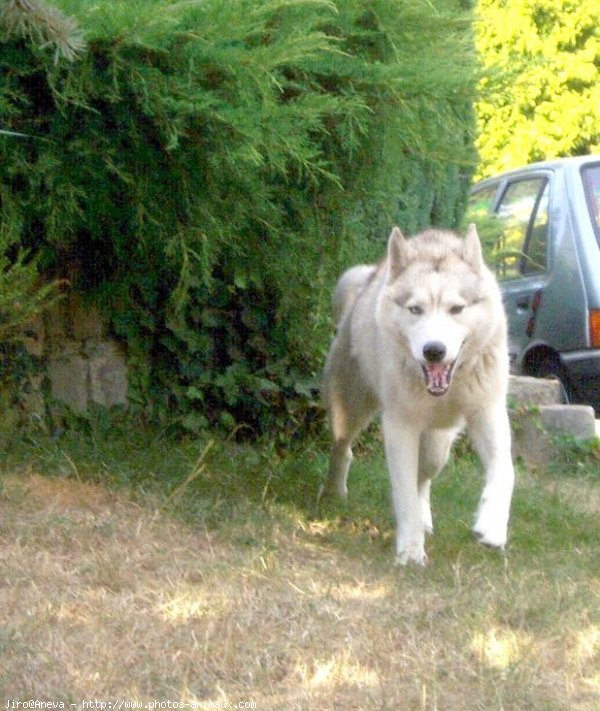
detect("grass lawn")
[0,429,598,709]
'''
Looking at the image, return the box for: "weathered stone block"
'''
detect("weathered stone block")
[511,404,597,467]
[539,404,596,439]
[47,349,89,414]
[508,375,561,407]
[87,341,128,408]
[17,297,130,420]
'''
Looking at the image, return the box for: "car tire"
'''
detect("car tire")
[533,356,573,404]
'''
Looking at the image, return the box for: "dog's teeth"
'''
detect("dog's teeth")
[423,362,453,395]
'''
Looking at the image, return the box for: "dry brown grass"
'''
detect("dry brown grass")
[0,458,599,709]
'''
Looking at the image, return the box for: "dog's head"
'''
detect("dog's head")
[380,225,499,396]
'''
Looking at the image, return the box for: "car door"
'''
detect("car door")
[467,175,550,368]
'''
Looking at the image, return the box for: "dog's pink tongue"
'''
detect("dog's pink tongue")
[424,363,451,395]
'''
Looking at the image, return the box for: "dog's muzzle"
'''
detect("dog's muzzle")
[421,341,458,396]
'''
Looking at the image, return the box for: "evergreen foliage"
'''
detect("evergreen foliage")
[0,0,477,435]
[0,0,86,62]
[0,2,68,357]
[475,0,600,177]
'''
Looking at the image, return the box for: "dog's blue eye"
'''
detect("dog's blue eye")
[408,305,423,315]
[450,304,465,315]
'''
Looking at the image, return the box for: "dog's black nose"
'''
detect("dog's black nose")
[423,341,446,363]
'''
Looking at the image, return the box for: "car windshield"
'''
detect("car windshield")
[581,163,600,246]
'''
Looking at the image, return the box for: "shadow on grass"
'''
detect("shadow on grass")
[2,426,599,574]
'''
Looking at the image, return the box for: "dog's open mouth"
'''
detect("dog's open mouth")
[421,361,456,396]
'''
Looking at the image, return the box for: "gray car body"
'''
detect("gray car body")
[469,155,600,408]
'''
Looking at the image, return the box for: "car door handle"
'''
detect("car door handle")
[516,295,530,310]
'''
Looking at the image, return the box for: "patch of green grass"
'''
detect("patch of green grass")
[3,427,599,572]
[1,426,600,706]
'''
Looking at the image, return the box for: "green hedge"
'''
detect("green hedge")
[0,0,477,436]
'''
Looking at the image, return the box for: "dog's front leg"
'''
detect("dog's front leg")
[468,403,515,548]
[382,412,426,566]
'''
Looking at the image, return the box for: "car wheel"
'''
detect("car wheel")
[533,356,573,404]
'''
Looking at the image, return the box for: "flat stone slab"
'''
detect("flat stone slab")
[511,403,597,467]
[508,375,562,407]
[539,404,596,440]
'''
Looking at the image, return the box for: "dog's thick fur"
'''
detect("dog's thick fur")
[322,225,515,565]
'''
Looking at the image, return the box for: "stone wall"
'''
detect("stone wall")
[509,375,597,467]
[25,294,128,415]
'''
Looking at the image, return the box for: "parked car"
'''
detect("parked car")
[466,155,600,410]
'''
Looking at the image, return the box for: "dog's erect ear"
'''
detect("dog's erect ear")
[387,226,407,281]
[463,223,484,273]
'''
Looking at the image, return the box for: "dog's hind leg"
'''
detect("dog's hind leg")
[324,389,375,499]
[327,438,354,499]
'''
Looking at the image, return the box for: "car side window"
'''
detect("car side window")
[467,178,549,280]
[581,164,600,245]
[521,181,549,274]
[494,178,548,278]
[465,184,500,258]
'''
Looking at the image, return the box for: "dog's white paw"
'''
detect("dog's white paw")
[395,545,428,567]
[473,507,508,549]
[473,528,507,549]
[473,477,513,549]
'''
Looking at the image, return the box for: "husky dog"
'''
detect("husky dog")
[322,225,515,565]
